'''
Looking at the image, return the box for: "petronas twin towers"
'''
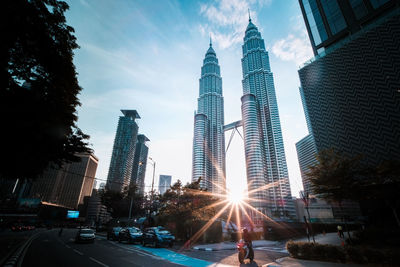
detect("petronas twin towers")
[192,18,295,220]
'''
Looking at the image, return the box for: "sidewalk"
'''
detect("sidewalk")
[263,257,366,267]
[193,239,280,251]
[192,232,344,251]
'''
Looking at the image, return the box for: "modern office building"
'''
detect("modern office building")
[296,134,318,195]
[85,189,111,227]
[192,40,226,194]
[106,110,140,193]
[240,17,295,221]
[29,152,98,209]
[130,134,150,195]
[158,175,172,195]
[297,0,400,168]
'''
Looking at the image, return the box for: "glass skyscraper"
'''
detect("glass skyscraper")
[130,134,149,195]
[241,18,295,220]
[106,110,140,193]
[192,41,226,194]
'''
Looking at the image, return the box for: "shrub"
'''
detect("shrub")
[286,241,345,263]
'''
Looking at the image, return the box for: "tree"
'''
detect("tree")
[307,149,400,229]
[100,184,146,219]
[157,179,219,242]
[0,0,91,181]
[307,149,362,241]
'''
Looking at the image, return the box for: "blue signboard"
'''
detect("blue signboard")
[67,210,79,219]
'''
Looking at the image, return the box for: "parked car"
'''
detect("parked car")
[75,228,95,243]
[142,227,175,248]
[107,226,122,240]
[118,227,143,244]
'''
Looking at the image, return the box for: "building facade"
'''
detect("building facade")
[159,175,172,195]
[192,41,226,194]
[298,0,400,168]
[130,134,149,195]
[240,18,295,220]
[106,110,140,193]
[296,134,318,195]
[29,152,98,209]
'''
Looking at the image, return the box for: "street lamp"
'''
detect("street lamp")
[301,191,315,243]
[148,157,156,210]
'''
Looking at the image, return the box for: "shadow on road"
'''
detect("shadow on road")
[240,260,258,266]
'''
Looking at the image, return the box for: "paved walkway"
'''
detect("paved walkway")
[193,232,346,251]
[263,257,366,267]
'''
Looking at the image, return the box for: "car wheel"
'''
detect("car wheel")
[142,240,146,247]
[152,241,156,248]
[168,242,173,248]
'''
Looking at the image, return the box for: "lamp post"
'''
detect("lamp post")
[148,157,156,222]
[301,191,315,243]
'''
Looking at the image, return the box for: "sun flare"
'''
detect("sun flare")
[227,190,245,204]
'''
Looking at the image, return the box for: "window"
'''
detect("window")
[320,0,347,35]
[369,0,390,9]
[349,0,368,19]
[302,0,328,46]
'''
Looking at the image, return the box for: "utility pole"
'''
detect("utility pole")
[148,157,156,226]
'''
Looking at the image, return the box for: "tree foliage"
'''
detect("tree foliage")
[307,149,361,203]
[157,178,219,240]
[100,184,146,218]
[307,149,400,227]
[0,0,91,180]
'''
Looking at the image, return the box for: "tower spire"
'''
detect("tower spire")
[248,8,251,22]
[210,35,212,47]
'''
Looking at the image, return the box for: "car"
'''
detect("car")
[118,227,143,244]
[75,228,95,243]
[107,226,122,240]
[142,227,175,248]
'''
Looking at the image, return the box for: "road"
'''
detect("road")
[21,228,287,266]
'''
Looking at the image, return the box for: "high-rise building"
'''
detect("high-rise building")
[29,152,98,209]
[240,17,295,221]
[130,134,150,195]
[159,175,172,195]
[297,0,400,168]
[192,40,226,194]
[106,110,140,193]
[296,134,317,195]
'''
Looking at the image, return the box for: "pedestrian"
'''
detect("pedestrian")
[337,225,344,238]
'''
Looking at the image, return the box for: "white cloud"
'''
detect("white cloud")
[271,18,313,66]
[199,0,268,49]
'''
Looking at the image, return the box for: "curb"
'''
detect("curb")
[3,231,41,267]
[193,247,215,251]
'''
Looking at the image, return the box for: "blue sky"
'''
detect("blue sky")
[65,0,314,197]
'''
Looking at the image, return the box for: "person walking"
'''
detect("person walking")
[337,225,344,238]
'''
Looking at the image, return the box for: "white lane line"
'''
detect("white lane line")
[73,249,84,255]
[65,245,71,248]
[89,257,109,267]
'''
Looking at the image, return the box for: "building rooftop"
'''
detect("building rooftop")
[121,109,141,119]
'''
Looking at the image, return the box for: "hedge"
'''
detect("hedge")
[286,241,400,265]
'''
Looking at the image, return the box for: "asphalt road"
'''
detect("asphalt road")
[21,229,288,267]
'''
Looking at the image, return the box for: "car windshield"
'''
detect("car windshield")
[156,229,170,234]
[129,228,139,233]
[80,229,94,234]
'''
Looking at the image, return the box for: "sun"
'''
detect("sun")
[227,189,245,204]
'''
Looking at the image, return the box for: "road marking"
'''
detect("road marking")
[73,249,83,255]
[254,247,288,253]
[89,257,109,267]
[134,245,235,267]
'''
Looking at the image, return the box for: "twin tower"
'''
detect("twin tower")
[192,18,295,220]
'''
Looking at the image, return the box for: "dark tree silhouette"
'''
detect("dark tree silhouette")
[0,0,91,180]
